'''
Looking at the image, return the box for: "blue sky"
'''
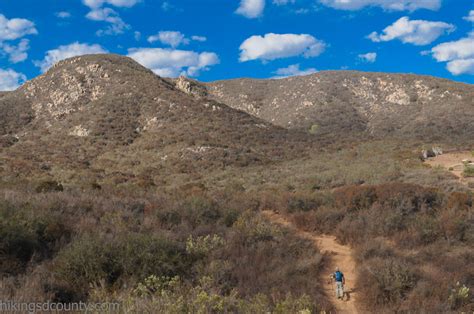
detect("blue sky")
[0,0,473,90]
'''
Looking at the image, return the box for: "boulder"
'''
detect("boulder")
[421,146,443,160]
[421,149,435,160]
[432,147,443,156]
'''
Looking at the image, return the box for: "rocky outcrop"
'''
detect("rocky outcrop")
[175,76,208,98]
[421,147,443,160]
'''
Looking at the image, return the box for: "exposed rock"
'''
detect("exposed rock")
[175,76,208,98]
[69,125,90,137]
[421,150,431,160]
[432,147,443,156]
[421,146,443,160]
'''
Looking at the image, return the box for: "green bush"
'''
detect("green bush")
[186,234,225,257]
[181,195,222,227]
[463,165,474,178]
[0,221,38,275]
[104,276,319,313]
[54,233,193,297]
[0,211,70,275]
[287,195,315,213]
[118,233,193,280]
[355,240,394,262]
[234,210,280,244]
[222,208,240,227]
[157,209,182,227]
[411,215,441,245]
[35,180,64,193]
[449,282,471,310]
[308,124,319,135]
[54,236,119,292]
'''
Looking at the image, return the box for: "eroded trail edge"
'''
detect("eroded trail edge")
[262,211,359,314]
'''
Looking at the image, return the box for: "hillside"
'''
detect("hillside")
[205,72,474,142]
[0,55,472,313]
[0,54,312,187]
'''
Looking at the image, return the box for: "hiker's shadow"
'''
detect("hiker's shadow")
[344,287,357,301]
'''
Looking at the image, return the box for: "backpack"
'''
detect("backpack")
[334,271,344,282]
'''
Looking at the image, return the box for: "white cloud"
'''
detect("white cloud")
[464,10,474,22]
[0,15,37,63]
[191,35,207,42]
[127,47,219,77]
[134,31,141,41]
[148,31,207,47]
[0,69,26,91]
[273,64,317,78]
[0,14,37,41]
[430,33,474,75]
[86,7,129,35]
[1,39,30,63]
[368,16,454,46]
[35,42,108,72]
[273,0,295,5]
[446,58,474,76]
[56,11,72,19]
[319,0,441,11]
[82,0,140,9]
[161,1,177,12]
[431,34,474,62]
[236,0,265,18]
[148,31,189,48]
[294,8,310,14]
[239,33,326,62]
[358,52,377,63]
[82,0,139,36]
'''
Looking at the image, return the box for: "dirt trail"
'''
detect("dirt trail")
[262,211,359,314]
[424,151,474,189]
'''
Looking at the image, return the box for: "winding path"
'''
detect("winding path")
[262,211,359,313]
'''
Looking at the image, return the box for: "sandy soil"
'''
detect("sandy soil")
[262,211,359,314]
[424,151,474,188]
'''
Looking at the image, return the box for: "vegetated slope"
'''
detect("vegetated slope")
[205,71,474,142]
[0,54,312,186]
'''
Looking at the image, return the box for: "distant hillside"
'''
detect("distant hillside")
[2,54,473,188]
[0,54,311,186]
[205,72,474,142]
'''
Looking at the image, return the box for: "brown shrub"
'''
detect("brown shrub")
[358,257,418,308]
[334,185,377,212]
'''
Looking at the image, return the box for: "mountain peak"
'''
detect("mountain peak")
[48,54,150,74]
[18,54,178,121]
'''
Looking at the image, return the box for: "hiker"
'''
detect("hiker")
[331,267,345,300]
